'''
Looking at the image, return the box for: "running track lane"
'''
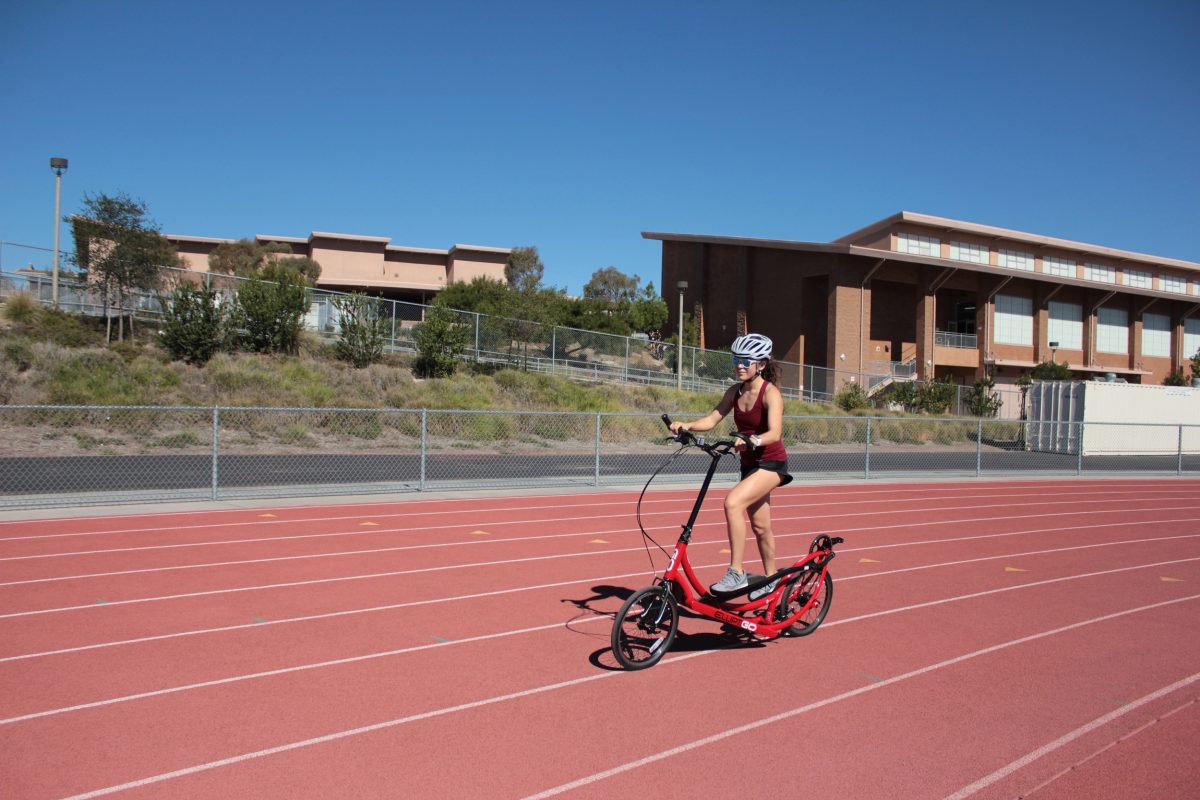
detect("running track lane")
[0,479,1197,798]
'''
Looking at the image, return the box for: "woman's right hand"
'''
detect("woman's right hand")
[669,421,688,435]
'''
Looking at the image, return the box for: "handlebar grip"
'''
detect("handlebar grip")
[661,414,673,429]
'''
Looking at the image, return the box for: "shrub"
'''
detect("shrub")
[916,379,957,415]
[1163,370,1188,386]
[333,293,390,368]
[229,268,310,355]
[161,284,225,365]
[834,381,869,411]
[414,305,469,378]
[963,374,1004,417]
[2,292,40,324]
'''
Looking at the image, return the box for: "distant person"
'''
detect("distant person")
[669,333,791,595]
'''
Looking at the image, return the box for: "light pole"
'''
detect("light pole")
[50,157,68,309]
[676,280,688,391]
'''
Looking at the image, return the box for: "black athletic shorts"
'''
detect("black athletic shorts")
[740,459,793,487]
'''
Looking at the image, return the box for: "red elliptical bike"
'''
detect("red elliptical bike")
[610,415,842,670]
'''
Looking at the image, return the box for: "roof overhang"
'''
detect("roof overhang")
[641,231,1199,303]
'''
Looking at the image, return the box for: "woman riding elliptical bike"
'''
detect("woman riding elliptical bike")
[669,333,793,596]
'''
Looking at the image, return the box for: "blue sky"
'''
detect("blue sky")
[2,0,1197,296]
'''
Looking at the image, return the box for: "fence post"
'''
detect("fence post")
[1179,425,1185,476]
[420,409,427,491]
[474,314,480,356]
[1077,421,1084,476]
[864,416,872,479]
[976,418,983,477]
[551,328,557,374]
[594,413,602,486]
[211,406,220,500]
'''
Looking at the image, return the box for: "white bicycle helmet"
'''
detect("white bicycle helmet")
[730,333,772,361]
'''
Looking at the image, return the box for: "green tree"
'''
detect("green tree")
[333,293,390,368]
[160,284,225,365]
[434,276,511,316]
[209,240,323,285]
[71,192,179,342]
[628,281,668,335]
[583,266,639,304]
[1190,348,1200,384]
[229,265,311,354]
[504,246,544,293]
[414,304,469,378]
[208,239,292,276]
[1030,360,1073,380]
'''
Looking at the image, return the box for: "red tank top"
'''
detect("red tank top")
[734,380,787,465]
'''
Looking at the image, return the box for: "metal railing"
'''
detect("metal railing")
[0,405,1195,509]
[935,330,978,348]
[2,266,894,403]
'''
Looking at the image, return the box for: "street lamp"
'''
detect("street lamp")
[50,157,68,309]
[676,280,688,391]
[1049,341,1059,363]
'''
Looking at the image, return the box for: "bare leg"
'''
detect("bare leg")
[747,493,777,575]
[723,470,782,573]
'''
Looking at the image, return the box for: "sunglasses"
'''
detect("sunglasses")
[731,357,758,368]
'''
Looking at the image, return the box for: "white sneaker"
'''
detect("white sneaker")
[748,578,779,601]
[710,567,747,593]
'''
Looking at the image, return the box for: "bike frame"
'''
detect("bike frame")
[657,430,836,640]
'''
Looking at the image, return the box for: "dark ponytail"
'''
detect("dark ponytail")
[761,359,777,384]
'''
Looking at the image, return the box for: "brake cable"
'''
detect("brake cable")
[635,439,692,578]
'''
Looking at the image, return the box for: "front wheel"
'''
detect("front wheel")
[777,572,833,637]
[611,585,679,670]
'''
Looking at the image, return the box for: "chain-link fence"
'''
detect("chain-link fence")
[1,405,1196,509]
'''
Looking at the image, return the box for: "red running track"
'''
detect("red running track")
[1,478,1198,799]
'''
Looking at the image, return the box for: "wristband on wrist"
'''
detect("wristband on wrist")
[750,435,762,448]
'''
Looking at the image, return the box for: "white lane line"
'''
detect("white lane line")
[2,483,1192,543]
[3,513,1198,619]
[517,595,1200,800]
[59,594,1200,800]
[7,555,1200,723]
[4,495,1196,561]
[942,676,1200,800]
[4,501,1198,592]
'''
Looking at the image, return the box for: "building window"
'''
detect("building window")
[1096,306,1128,354]
[1124,269,1151,289]
[995,294,1033,345]
[1043,256,1075,277]
[950,241,988,264]
[1142,312,1171,358]
[1048,301,1083,350]
[1186,318,1200,360]
[997,249,1034,271]
[1193,280,1200,296]
[1084,263,1116,284]
[895,232,941,258]
[1160,274,1187,294]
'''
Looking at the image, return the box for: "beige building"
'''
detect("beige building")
[647,212,1200,392]
[167,231,511,305]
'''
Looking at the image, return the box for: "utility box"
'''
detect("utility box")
[1026,380,1200,456]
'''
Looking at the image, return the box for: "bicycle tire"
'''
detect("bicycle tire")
[611,585,679,670]
[778,572,833,637]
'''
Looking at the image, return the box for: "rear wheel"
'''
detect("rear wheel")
[611,585,679,670]
[777,572,832,637]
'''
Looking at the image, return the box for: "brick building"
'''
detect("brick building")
[645,212,1200,394]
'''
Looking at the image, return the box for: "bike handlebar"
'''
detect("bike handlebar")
[661,414,750,456]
